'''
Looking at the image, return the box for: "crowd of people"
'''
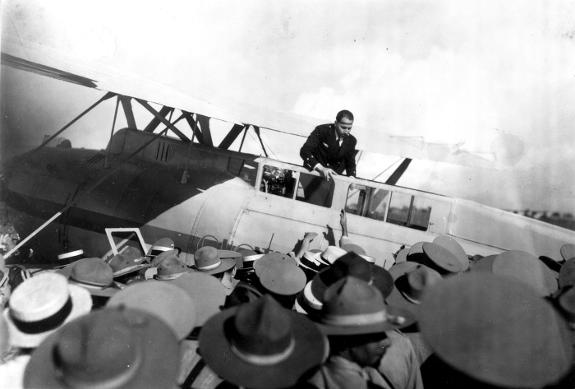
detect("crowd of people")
[0,208,573,389]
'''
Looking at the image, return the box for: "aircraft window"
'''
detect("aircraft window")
[407,197,433,230]
[386,192,433,231]
[345,185,389,221]
[260,165,296,198]
[295,173,334,208]
[386,192,412,226]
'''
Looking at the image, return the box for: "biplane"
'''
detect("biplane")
[2,29,575,268]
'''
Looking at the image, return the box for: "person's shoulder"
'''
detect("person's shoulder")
[314,123,333,132]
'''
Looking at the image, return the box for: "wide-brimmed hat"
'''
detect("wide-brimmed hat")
[310,252,394,306]
[316,276,414,336]
[559,258,575,289]
[24,307,180,389]
[256,256,306,296]
[147,237,175,256]
[394,247,409,264]
[320,246,347,265]
[107,281,195,340]
[432,235,469,271]
[191,246,237,275]
[169,272,227,327]
[471,250,557,296]
[421,242,466,274]
[253,252,297,274]
[386,262,442,317]
[3,273,92,348]
[154,254,189,281]
[560,243,575,261]
[150,249,179,267]
[66,257,119,298]
[199,295,327,389]
[419,272,573,388]
[108,253,147,278]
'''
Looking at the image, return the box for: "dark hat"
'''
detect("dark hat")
[223,281,263,309]
[24,307,180,389]
[153,254,189,281]
[192,246,237,275]
[67,257,119,297]
[560,243,575,261]
[199,295,327,389]
[432,235,469,271]
[316,276,414,336]
[471,250,557,296]
[107,281,196,340]
[421,242,465,274]
[150,249,179,267]
[108,253,147,278]
[256,256,306,296]
[419,272,573,389]
[299,250,329,274]
[147,237,175,256]
[253,252,297,274]
[309,252,393,308]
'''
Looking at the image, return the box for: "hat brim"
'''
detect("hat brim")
[199,306,327,389]
[24,310,180,389]
[4,284,93,348]
[195,257,236,275]
[113,264,148,278]
[317,305,416,336]
[69,281,119,298]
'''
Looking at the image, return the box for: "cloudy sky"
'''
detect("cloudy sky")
[2,0,575,211]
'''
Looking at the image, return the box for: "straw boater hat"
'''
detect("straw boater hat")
[108,253,147,278]
[432,235,469,271]
[24,307,180,389]
[153,254,189,281]
[471,250,557,296]
[299,249,328,274]
[192,246,238,275]
[107,281,196,340]
[3,273,92,348]
[386,262,442,318]
[147,237,175,256]
[255,256,306,296]
[316,276,415,335]
[169,272,228,327]
[421,242,466,274]
[320,246,347,265]
[308,252,394,308]
[199,295,327,389]
[66,257,120,298]
[560,243,575,261]
[419,272,573,389]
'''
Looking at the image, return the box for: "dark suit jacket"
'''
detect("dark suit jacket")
[300,123,357,176]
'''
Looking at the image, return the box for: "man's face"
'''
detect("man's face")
[334,117,353,138]
[348,332,391,367]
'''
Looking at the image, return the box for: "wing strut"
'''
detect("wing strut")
[136,99,190,142]
[384,158,412,185]
[253,126,268,157]
[218,124,246,149]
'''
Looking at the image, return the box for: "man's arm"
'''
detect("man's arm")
[300,127,323,171]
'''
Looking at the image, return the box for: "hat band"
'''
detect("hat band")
[300,257,326,273]
[321,309,392,326]
[155,272,186,281]
[197,259,221,271]
[10,297,72,334]
[230,337,296,366]
[150,246,172,256]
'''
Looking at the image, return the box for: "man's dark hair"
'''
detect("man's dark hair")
[336,110,354,122]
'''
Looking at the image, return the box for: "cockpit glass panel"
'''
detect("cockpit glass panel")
[407,197,433,231]
[345,184,367,215]
[386,192,412,226]
[366,188,390,221]
[260,165,296,198]
[296,173,334,207]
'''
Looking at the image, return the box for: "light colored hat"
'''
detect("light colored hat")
[320,246,347,265]
[170,272,228,327]
[154,254,189,281]
[407,241,425,256]
[472,250,557,296]
[419,273,573,388]
[560,243,575,261]
[256,257,306,296]
[199,295,327,389]
[432,235,469,271]
[67,257,119,298]
[299,250,328,274]
[422,242,466,274]
[148,237,175,256]
[150,249,179,267]
[24,307,180,389]
[192,246,237,275]
[394,247,409,264]
[316,276,415,335]
[3,273,92,348]
[107,281,196,340]
[253,252,297,274]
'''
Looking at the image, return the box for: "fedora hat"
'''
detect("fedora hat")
[560,243,575,261]
[316,276,415,336]
[107,281,195,340]
[432,235,469,271]
[150,248,179,267]
[108,253,147,278]
[386,263,442,317]
[421,242,465,274]
[559,258,575,289]
[147,237,175,256]
[310,252,394,306]
[472,250,557,296]
[3,273,92,348]
[170,272,227,327]
[419,272,573,389]
[256,256,306,296]
[153,254,189,281]
[67,257,119,298]
[192,246,236,275]
[199,295,327,389]
[320,246,347,265]
[24,307,180,389]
